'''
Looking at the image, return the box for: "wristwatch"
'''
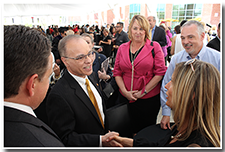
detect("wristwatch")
[144,90,148,94]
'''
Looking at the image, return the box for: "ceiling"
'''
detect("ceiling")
[3,4,114,17]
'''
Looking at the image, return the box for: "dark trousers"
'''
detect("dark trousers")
[118,93,160,134]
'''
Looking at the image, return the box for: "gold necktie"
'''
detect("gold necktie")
[149,29,152,41]
[85,79,104,128]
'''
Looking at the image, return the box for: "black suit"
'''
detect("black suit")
[207,36,220,52]
[46,70,108,147]
[152,26,167,47]
[4,106,64,147]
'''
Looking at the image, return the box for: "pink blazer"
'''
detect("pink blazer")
[114,39,167,101]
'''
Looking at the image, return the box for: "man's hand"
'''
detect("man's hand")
[102,131,123,147]
[160,116,171,129]
[106,135,133,147]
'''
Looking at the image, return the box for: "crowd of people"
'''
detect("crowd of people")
[4,14,221,148]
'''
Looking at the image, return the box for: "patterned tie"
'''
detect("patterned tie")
[85,79,104,128]
[149,29,152,41]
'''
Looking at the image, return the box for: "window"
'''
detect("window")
[157,4,166,20]
[129,4,140,21]
[171,4,202,28]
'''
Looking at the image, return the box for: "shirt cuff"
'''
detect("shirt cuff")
[99,135,102,147]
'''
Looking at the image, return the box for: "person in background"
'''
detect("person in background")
[159,25,170,65]
[200,21,211,45]
[51,27,67,71]
[113,15,167,136]
[207,23,220,52]
[112,22,129,67]
[160,20,220,130]
[99,29,112,58]
[147,16,167,48]
[66,29,74,36]
[4,25,64,147]
[107,60,220,147]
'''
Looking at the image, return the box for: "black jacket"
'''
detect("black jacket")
[152,26,167,47]
[207,36,220,52]
[46,70,108,147]
[4,106,64,147]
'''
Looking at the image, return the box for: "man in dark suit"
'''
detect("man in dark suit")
[147,16,167,47]
[207,23,220,52]
[4,25,64,147]
[46,35,122,147]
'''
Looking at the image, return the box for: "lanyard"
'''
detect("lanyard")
[130,41,144,91]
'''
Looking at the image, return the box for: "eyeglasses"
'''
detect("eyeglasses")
[63,51,94,61]
[116,26,121,28]
[184,58,196,72]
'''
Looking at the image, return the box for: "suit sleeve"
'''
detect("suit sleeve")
[157,28,167,47]
[46,93,100,147]
[153,42,167,76]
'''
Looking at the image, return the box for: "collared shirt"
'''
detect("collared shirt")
[160,45,220,116]
[150,26,156,41]
[67,71,104,123]
[4,101,37,117]
[114,30,129,46]
[68,71,104,147]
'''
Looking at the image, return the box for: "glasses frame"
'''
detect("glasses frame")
[63,50,94,61]
[184,58,196,72]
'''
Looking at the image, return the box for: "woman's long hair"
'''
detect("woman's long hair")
[172,60,220,147]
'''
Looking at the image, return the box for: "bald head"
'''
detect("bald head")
[58,35,87,57]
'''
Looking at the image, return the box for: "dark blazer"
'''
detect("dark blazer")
[46,70,108,147]
[207,36,220,52]
[152,26,167,47]
[4,106,64,147]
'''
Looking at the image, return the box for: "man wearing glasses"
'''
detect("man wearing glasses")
[46,35,122,147]
[160,20,220,130]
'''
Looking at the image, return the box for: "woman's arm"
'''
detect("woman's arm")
[170,36,176,55]
[133,75,163,99]
[115,76,138,101]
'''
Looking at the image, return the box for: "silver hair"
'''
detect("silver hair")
[81,33,94,43]
[181,20,205,36]
[58,34,82,57]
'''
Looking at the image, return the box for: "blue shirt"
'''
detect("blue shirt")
[150,26,156,41]
[160,45,220,116]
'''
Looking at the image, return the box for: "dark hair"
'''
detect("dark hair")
[218,23,220,29]
[4,25,51,98]
[117,22,124,27]
[180,20,187,26]
[174,25,181,34]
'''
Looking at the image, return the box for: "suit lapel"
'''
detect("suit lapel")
[64,70,104,128]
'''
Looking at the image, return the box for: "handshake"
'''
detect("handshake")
[102,131,133,147]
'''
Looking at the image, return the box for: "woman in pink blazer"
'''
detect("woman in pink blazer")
[113,15,167,135]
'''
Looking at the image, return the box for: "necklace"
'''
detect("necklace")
[171,133,182,139]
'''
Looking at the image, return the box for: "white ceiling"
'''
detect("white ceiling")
[3,4,114,17]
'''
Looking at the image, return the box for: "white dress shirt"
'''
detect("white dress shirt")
[4,101,36,117]
[68,71,105,122]
[68,71,105,146]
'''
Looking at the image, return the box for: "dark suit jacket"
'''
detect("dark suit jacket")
[206,36,220,52]
[152,26,167,47]
[4,106,64,147]
[46,70,108,147]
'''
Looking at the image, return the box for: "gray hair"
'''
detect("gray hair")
[81,33,94,44]
[58,34,82,57]
[181,20,205,36]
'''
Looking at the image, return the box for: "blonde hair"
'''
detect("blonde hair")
[128,15,150,41]
[172,60,220,147]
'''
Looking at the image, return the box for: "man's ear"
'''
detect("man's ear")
[26,74,39,97]
[61,57,68,67]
